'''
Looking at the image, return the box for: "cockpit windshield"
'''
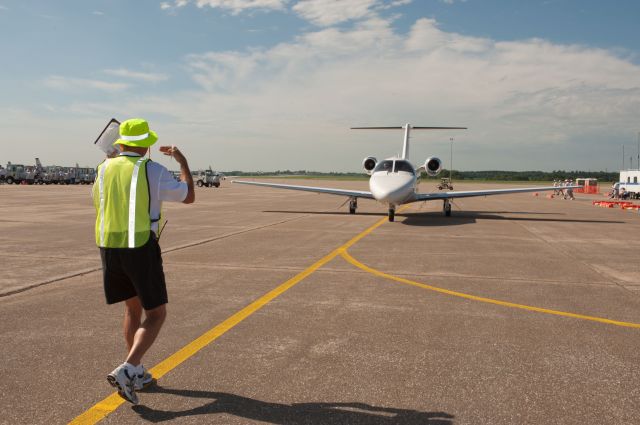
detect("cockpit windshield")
[394,160,415,174]
[373,160,393,173]
[373,160,415,174]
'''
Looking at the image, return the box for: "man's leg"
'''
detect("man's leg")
[124,297,143,352]
[126,304,167,366]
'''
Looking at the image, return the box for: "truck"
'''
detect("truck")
[77,167,96,184]
[4,162,27,184]
[194,167,223,188]
[618,170,640,199]
[42,166,68,184]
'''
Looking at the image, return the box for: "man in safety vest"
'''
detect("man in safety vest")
[93,118,195,404]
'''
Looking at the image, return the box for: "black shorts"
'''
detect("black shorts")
[100,237,168,310]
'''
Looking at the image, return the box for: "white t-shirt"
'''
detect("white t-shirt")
[97,152,188,235]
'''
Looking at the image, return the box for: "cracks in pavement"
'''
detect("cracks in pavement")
[0,214,311,298]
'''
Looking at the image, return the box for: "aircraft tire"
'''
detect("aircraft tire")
[444,200,452,216]
[388,209,395,222]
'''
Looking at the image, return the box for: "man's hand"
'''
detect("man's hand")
[159,145,195,204]
[159,145,187,166]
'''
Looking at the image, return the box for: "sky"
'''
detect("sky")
[0,0,639,172]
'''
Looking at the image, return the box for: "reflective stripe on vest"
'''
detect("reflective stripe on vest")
[98,159,110,247]
[128,158,145,248]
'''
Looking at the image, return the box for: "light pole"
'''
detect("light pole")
[449,137,454,181]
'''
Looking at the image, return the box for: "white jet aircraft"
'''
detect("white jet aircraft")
[233,124,575,222]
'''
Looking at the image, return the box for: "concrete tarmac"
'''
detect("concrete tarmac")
[0,180,639,424]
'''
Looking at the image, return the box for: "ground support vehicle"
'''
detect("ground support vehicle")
[4,163,26,184]
[437,177,453,190]
[618,170,640,199]
[77,168,96,184]
[195,169,222,188]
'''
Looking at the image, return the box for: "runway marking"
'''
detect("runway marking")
[68,213,392,424]
[70,202,638,424]
[340,250,640,329]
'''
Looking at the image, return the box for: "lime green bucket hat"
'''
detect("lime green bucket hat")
[115,118,158,148]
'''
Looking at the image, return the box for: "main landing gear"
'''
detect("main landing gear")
[349,197,358,214]
[443,199,452,217]
[388,207,395,222]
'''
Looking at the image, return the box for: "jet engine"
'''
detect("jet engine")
[362,156,377,174]
[423,157,443,177]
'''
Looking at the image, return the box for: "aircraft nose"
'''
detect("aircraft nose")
[370,174,414,203]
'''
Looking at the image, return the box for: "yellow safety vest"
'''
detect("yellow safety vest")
[93,156,151,248]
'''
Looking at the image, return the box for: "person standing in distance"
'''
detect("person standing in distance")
[93,118,195,404]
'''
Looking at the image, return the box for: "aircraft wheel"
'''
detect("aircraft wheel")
[443,200,452,217]
[349,198,357,214]
[388,208,395,222]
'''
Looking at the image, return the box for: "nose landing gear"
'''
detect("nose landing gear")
[388,207,395,222]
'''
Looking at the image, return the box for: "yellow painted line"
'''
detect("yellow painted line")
[69,213,394,424]
[340,250,640,329]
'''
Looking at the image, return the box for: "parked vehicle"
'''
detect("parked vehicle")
[619,170,640,199]
[77,167,96,184]
[4,162,27,184]
[194,167,223,188]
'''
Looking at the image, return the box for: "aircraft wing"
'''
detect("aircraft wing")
[413,185,580,202]
[232,180,375,199]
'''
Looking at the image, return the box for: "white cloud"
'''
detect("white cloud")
[171,17,640,171]
[104,68,169,82]
[30,16,640,172]
[292,0,377,26]
[92,10,104,16]
[161,0,287,14]
[381,0,412,8]
[292,0,410,26]
[43,76,130,92]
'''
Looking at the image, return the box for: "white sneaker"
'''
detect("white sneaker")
[107,363,139,405]
[134,367,155,391]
